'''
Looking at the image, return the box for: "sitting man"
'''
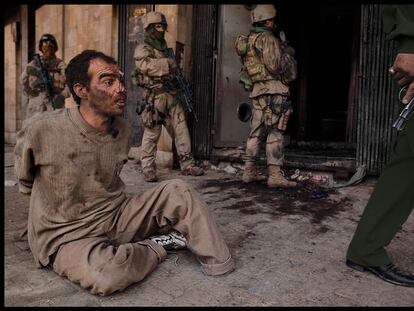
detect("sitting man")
[14,49,234,296]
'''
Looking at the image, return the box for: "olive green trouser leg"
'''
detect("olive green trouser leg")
[346,118,414,267]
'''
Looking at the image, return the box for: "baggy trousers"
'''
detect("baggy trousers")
[141,92,195,172]
[52,179,234,296]
[244,94,285,166]
[347,117,414,266]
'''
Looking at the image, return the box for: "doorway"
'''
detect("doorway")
[212,4,361,158]
[276,4,361,146]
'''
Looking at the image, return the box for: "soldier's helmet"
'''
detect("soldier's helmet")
[38,33,58,52]
[250,5,277,24]
[143,12,168,30]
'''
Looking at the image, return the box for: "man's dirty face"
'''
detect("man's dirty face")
[87,58,126,117]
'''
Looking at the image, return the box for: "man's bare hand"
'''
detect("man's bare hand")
[389,53,414,86]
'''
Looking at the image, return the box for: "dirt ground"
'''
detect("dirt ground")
[4,143,414,306]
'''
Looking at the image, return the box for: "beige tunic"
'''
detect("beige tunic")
[14,108,234,295]
[14,108,131,267]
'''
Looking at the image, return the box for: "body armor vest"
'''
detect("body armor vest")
[243,32,278,83]
[132,44,172,88]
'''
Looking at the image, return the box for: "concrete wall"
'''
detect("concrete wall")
[35,5,64,60]
[63,5,118,62]
[155,4,193,74]
[4,23,18,143]
[35,4,117,62]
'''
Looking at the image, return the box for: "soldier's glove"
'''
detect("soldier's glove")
[167,57,177,71]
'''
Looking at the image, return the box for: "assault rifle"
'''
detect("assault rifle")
[164,48,198,122]
[393,85,414,131]
[33,53,58,109]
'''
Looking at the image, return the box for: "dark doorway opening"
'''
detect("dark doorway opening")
[276,4,360,149]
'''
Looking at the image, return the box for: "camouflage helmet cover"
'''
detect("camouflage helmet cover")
[38,33,58,51]
[143,12,168,29]
[251,5,277,24]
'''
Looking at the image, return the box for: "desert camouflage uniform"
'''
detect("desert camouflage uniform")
[21,56,70,119]
[243,30,295,166]
[134,43,196,174]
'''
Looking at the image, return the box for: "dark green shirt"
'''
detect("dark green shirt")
[383,5,414,53]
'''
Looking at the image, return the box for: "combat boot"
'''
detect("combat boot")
[242,161,258,183]
[267,165,297,188]
[181,165,204,176]
[143,168,158,182]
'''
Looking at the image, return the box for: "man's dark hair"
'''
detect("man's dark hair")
[65,50,117,105]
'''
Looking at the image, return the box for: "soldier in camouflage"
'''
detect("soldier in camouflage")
[133,12,204,182]
[235,5,298,188]
[21,34,70,119]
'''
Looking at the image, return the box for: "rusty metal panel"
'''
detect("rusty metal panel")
[214,5,251,147]
[357,4,398,175]
[190,5,217,158]
[118,5,151,146]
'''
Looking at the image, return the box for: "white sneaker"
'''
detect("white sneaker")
[149,230,187,250]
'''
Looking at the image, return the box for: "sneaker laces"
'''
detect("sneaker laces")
[149,231,187,250]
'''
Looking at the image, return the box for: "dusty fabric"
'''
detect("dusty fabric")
[383,5,414,53]
[245,31,289,98]
[53,179,234,296]
[14,108,131,267]
[140,92,195,171]
[243,94,285,166]
[14,107,233,295]
[347,5,414,267]
[21,56,70,119]
[238,28,296,167]
[134,43,196,171]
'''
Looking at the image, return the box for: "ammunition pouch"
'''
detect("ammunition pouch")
[235,34,248,57]
[277,97,293,131]
[142,106,166,128]
[138,88,156,127]
[269,95,281,115]
[131,69,155,87]
[239,66,253,92]
[141,105,156,128]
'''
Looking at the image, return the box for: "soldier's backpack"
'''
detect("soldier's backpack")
[278,39,297,84]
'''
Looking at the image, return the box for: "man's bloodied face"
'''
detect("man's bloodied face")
[87,58,126,117]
